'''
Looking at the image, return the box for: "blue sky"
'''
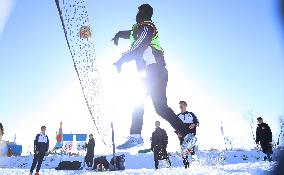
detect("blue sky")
[0,0,283,153]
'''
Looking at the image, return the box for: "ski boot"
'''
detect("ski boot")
[263,156,267,161]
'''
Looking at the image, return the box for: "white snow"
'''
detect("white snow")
[0,149,280,174]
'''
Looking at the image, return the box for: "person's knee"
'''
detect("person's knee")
[153,103,168,115]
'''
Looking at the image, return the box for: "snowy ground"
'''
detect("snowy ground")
[0,149,280,175]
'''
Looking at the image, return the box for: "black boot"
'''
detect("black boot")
[185,161,189,168]
[267,154,272,162]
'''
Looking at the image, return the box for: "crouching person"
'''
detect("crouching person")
[29,126,49,175]
[151,121,171,169]
[93,156,109,171]
[109,154,125,171]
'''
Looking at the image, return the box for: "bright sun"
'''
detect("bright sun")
[97,47,147,139]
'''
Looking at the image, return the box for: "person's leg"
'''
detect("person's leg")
[116,82,147,149]
[267,144,273,161]
[35,152,45,173]
[182,156,189,168]
[166,158,171,167]
[86,155,92,167]
[85,156,88,167]
[261,143,269,160]
[130,102,144,135]
[30,154,39,173]
[164,149,171,167]
[90,156,94,167]
[149,67,189,137]
[154,160,159,169]
[154,149,159,169]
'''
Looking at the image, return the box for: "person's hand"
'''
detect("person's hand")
[178,133,182,138]
[113,62,122,73]
[189,123,196,129]
[111,34,119,45]
[269,142,272,145]
[35,151,39,154]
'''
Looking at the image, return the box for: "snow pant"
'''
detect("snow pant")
[153,146,171,169]
[260,142,273,159]
[30,152,45,173]
[130,64,190,137]
[85,154,94,167]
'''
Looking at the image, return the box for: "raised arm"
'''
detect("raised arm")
[111,30,131,45]
[114,25,152,72]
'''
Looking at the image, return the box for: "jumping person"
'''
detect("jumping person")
[112,3,191,150]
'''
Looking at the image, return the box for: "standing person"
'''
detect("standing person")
[255,117,273,161]
[85,134,95,168]
[29,126,49,175]
[112,3,190,150]
[0,122,3,142]
[151,121,171,169]
[176,101,199,168]
[0,122,6,157]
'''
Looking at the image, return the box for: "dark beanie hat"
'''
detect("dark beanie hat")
[138,4,153,19]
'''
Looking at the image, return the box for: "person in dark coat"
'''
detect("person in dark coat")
[255,117,273,161]
[151,121,171,169]
[176,101,199,168]
[29,126,49,175]
[0,122,5,157]
[85,134,95,168]
[0,122,3,142]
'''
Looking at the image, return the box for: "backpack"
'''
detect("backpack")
[93,156,109,171]
[55,161,82,170]
[109,154,125,171]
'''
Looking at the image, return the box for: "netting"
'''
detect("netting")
[55,0,112,146]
